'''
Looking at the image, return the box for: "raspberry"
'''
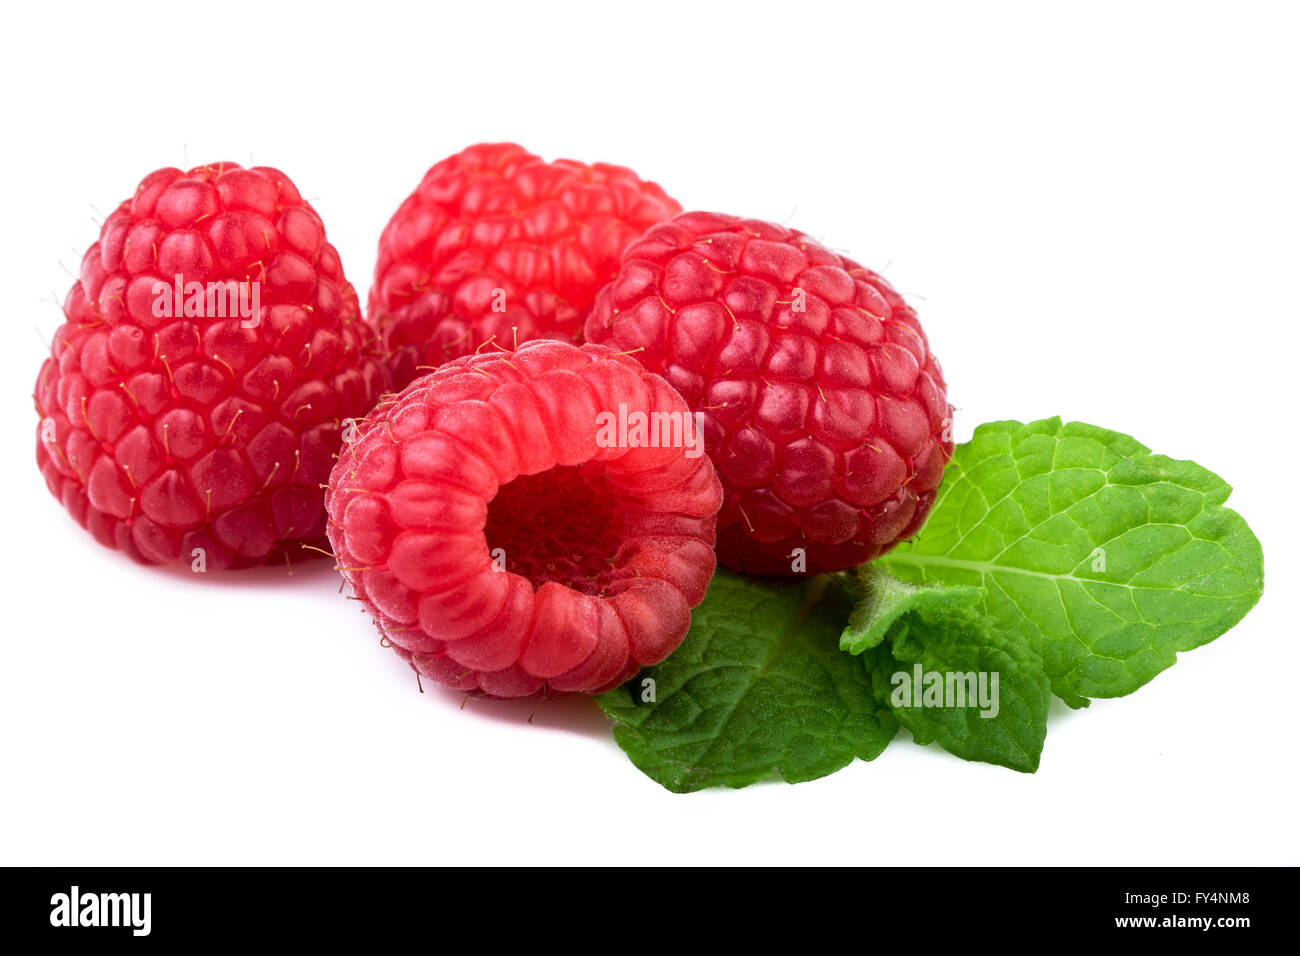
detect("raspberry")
[34,163,388,568]
[325,340,721,698]
[584,211,953,575]
[368,143,681,389]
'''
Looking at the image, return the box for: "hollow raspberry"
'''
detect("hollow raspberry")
[34,163,388,569]
[584,211,953,575]
[325,340,721,698]
[368,143,681,389]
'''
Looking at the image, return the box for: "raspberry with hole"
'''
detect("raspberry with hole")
[325,340,722,698]
[368,143,681,389]
[34,162,388,568]
[584,211,953,575]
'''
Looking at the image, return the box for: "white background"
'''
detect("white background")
[1,0,1295,866]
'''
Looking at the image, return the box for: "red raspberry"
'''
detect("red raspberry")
[325,340,721,698]
[34,163,388,569]
[584,212,953,575]
[368,143,681,389]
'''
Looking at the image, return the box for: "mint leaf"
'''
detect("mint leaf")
[596,570,897,792]
[840,564,983,654]
[844,564,1051,772]
[880,418,1265,706]
[857,578,1050,773]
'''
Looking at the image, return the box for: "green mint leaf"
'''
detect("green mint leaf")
[845,564,1051,771]
[855,566,1051,772]
[880,418,1265,706]
[840,563,983,654]
[596,570,897,793]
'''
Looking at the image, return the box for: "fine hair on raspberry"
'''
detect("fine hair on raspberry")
[34,162,388,568]
[585,211,953,575]
[326,340,722,698]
